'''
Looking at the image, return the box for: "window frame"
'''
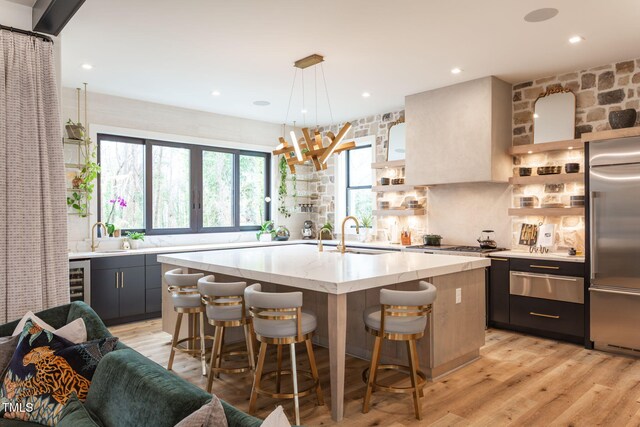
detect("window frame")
[97,133,271,235]
[345,143,373,217]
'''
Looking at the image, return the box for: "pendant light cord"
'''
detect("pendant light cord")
[284,68,298,130]
[301,69,306,127]
[315,66,318,129]
[320,63,335,127]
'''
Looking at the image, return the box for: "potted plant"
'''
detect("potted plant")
[257,220,275,242]
[66,137,100,217]
[359,215,373,242]
[104,196,127,237]
[65,119,85,140]
[319,222,333,240]
[125,231,145,249]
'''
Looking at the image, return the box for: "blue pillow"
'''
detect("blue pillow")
[0,319,117,426]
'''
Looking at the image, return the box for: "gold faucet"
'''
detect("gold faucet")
[317,228,332,252]
[91,222,108,252]
[337,216,360,254]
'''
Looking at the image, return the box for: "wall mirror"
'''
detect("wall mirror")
[386,119,406,161]
[533,87,576,144]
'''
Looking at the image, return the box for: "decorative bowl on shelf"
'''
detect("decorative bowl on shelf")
[537,166,562,175]
[519,167,532,177]
[609,108,637,129]
[564,163,580,173]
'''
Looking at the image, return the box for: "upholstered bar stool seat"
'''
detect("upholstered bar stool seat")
[165,268,209,376]
[362,281,437,420]
[245,283,324,426]
[198,275,256,393]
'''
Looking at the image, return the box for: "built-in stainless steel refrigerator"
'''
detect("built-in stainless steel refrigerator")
[589,136,640,354]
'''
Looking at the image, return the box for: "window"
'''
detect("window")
[98,134,270,234]
[345,144,373,219]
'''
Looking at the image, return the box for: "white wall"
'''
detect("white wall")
[62,88,304,250]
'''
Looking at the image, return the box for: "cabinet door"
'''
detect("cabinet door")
[119,266,146,318]
[489,257,510,324]
[91,268,120,321]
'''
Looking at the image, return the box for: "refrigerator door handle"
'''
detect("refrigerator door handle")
[590,191,598,281]
[589,287,640,297]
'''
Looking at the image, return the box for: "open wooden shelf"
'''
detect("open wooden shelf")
[371,160,405,169]
[508,138,583,155]
[508,207,585,216]
[372,185,426,193]
[509,173,585,185]
[373,208,425,217]
[63,138,89,146]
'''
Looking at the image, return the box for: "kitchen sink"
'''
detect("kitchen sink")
[326,248,387,255]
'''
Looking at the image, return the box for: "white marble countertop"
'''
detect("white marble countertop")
[489,250,585,263]
[67,239,409,260]
[157,244,490,294]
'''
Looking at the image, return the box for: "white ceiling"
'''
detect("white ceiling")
[61,0,640,125]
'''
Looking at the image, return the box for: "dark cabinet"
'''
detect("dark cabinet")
[145,264,162,314]
[91,256,148,325]
[488,257,510,325]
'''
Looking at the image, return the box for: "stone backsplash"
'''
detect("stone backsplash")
[309,110,405,228]
[512,57,640,146]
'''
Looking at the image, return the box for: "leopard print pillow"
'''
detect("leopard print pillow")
[0,319,118,426]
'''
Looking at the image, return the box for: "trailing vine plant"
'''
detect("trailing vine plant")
[278,156,291,218]
[66,120,100,217]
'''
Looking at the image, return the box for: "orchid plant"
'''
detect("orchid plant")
[104,196,127,236]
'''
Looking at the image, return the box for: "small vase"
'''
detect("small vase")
[129,240,140,250]
[113,229,121,238]
[71,176,83,189]
[259,233,272,242]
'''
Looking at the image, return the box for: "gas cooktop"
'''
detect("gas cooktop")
[405,245,507,256]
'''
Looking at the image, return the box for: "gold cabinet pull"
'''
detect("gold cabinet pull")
[530,264,560,270]
[121,271,125,288]
[492,257,509,261]
[116,271,119,289]
[529,311,560,319]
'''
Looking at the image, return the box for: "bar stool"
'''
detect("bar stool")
[362,281,437,420]
[165,268,207,376]
[244,283,324,426]
[198,275,255,393]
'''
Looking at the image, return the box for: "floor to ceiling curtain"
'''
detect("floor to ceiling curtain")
[0,29,69,322]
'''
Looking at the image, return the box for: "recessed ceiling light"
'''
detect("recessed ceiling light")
[253,100,271,106]
[301,109,308,114]
[81,64,93,70]
[524,8,559,23]
[211,90,221,96]
[451,67,462,74]
[362,92,371,98]
[569,35,584,44]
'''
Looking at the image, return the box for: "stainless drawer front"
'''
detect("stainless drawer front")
[590,287,640,351]
[510,271,584,304]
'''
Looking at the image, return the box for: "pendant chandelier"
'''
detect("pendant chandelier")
[272,54,355,173]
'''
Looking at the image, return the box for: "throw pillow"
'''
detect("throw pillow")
[1,319,118,426]
[260,406,291,427]
[0,336,19,379]
[174,396,228,427]
[57,392,103,427]
[12,312,87,343]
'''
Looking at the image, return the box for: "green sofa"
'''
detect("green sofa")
[0,302,262,427]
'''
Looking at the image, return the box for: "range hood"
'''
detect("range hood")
[404,76,512,186]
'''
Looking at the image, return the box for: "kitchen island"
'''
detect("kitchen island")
[158,244,490,422]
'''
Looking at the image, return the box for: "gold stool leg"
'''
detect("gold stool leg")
[167,312,183,371]
[290,342,300,426]
[207,326,220,392]
[276,344,283,393]
[214,326,225,379]
[244,323,256,370]
[199,312,207,376]
[305,339,324,406]
[407,339,422,420]
[362,335,382,413]
[249,342,268,415]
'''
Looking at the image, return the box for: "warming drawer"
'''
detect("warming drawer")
[509,271,584,304]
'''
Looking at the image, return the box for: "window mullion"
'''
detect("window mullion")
[233,152,240,230]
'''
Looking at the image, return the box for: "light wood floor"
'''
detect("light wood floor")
[110,319,640,427]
